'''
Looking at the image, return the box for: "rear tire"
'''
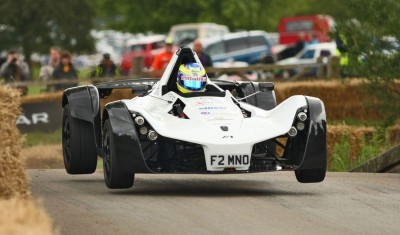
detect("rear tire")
[62,104,97,174]
[295,167,326,183]
[102,119,134,189]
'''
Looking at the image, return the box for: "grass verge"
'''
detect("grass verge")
[329,128,388,171]
[22,129,62,148]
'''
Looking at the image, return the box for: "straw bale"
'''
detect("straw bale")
[0,85,57,235]
[0,198,56,235]
[0,85,28,198]
[275,80,379,120]
[21,144,64,169]
[21,92,62,104]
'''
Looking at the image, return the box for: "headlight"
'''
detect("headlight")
[288,126,297,137]
[297,112,307,122]
[147,130,158,141]
[296,122,305,131]
[134,116,145,125]
[139,126,148,135]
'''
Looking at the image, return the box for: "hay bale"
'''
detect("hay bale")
[327,125,374,165]
[21,144,64,169]
[0,85,28,198]
[0,85,55,234]
[388,125,400,144]
[275,79,380,120]
[21,92,62,104]
[0,198,56,235]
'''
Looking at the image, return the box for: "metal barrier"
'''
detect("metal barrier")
[350,144,400,173]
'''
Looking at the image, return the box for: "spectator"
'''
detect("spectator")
[193,39,213,67]
[305,35,319,47]
[39,46,60,81]
[91,53,120,78]
[277,33,306,60]
[0,50,30,82]
[52,50,78,91]
[311,35,319,44]
[152,37,174,76]
[295,32,306,53]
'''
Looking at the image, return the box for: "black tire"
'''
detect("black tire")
[103,119,134,189]
[62,104,97,174]
[295,167,326,183]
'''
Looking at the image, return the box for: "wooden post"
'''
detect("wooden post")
[316,57,325,79]
[327,56,341,79]
[132,55,145,78]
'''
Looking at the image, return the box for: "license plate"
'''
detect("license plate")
[210,155,250,166]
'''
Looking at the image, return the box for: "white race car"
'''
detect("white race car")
[62,46,327,189]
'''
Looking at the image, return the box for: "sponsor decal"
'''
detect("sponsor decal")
[199,107,226,110]
[209,116,234,121]
[180,76,206,81]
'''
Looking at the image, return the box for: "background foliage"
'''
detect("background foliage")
[93,0,353,33]
[0,0,94,65]
[333,0,400,126]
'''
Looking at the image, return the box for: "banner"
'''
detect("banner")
[17,101,62,133]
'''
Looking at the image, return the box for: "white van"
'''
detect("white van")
[277,42,338,66]
[168,23,229,45]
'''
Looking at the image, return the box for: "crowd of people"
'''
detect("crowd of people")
[0,47,124,93]
[0,38,212,94]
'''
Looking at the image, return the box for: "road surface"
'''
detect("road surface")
[28,170,400,235]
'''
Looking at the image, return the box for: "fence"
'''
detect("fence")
[4,56,342,92]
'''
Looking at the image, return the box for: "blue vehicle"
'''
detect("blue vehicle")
[201,31,274,64]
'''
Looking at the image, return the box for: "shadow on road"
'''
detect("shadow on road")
[66,176,316,197]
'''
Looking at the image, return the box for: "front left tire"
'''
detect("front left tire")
[295,166,326,183]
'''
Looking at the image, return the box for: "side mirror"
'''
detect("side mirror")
[258,82,274,92]
[132,84,152,96]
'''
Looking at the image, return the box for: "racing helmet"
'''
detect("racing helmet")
[177,63,207,93]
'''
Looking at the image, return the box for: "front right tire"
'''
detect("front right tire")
[62,104,97,174]
[102,119,134,189]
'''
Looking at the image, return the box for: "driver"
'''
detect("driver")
[176,63,207,93]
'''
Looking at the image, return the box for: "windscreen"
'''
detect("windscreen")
[130,44,146,51]
[285,20,314,32]
[174,29,198,45]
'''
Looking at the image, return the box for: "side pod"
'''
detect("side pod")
[103,102,152,174]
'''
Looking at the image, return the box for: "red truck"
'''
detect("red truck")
[120,35,166,74]
[278,15,335,45]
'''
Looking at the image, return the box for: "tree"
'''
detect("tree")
[0,0,95,70]
[333,0,400,126]
[93,0,335,33]
[93,0,355,33]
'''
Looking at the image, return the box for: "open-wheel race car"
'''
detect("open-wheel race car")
[61,46,327,189]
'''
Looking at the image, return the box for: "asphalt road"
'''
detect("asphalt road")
[28,170,400,235]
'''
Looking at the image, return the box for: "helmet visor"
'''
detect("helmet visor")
[180,76,207,91]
